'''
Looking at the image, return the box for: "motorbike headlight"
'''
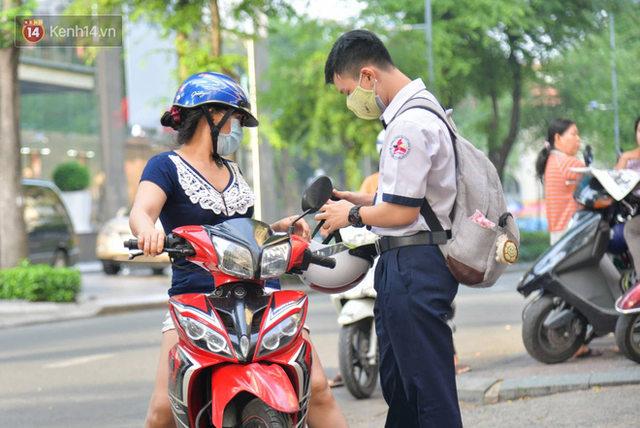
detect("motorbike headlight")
[174,310,234,358]
[212,236,254,279]
[261,242,291,279]
[257,312,303,358]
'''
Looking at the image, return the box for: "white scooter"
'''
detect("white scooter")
[330,227,379,399]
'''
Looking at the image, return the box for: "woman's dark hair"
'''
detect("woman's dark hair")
[535,117,575,181]
[635,116,640,133]
[161,104,230,165]
[161,106,205,146]
[324,29,395,84]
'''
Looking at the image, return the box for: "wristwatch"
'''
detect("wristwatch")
[348,205,365,228]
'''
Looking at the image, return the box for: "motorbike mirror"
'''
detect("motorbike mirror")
[301,175,334,213]
[583,145,593,166]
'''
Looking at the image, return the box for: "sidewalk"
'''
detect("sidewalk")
[1,261,640,406]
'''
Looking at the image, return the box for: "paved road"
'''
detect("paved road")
[2,267,640,427]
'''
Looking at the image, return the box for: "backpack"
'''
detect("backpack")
[392,97,520,288]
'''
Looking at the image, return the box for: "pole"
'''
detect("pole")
[610,12,620,156]
[246,38,262,220]
[424,0,434,90]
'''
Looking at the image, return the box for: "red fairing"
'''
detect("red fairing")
[169,294,238,363]
[172,226,217,265]
[617,282,640,311]
[209,363,300,428]
[288,235,308,271]
[171,225,260,286]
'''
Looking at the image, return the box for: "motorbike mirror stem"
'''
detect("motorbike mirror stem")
[287,209,312,235]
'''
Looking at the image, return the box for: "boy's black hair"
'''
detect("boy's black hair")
[324,29,395,84]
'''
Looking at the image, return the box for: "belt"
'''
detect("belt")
[375,230,451,254]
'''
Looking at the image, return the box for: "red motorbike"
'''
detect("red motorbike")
[615,281,640,363]
[125,177,340,428]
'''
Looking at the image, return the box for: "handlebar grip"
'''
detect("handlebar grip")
[309,253,336,269]
[124,239,139,249]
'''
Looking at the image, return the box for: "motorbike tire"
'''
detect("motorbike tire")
[102,261,121,275]
[338,317,379,399]
[522,294,586,364]
[241,398,293,428]
[615,313,640,364]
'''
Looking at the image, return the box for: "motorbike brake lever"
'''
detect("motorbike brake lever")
[128,251,144,260]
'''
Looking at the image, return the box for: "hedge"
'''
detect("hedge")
[518,230,551,262]
[52,161,91,191]
[0,260,81,302]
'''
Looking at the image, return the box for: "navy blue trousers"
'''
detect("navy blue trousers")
[374,245,462,428]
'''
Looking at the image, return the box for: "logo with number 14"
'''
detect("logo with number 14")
[22,19,45,43]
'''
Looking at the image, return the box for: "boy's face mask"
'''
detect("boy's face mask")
[346,74,385,120]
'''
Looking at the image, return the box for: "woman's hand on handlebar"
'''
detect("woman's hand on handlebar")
[136,228,166,257]
[273,215,311,242]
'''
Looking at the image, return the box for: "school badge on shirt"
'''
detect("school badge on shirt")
[389,136,411,160]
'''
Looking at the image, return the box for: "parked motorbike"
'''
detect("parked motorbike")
[124,176,371,428]
[615,249,640,363]
[329,227,379,399]
[517,160,640,364]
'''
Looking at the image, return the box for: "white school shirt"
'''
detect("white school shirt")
[371,78,457,238]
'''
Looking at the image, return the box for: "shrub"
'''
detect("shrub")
[52,162,91,191]
[518,231,551,262]
[0,260,81,302]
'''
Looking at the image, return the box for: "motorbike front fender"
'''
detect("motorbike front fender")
[210,363,299,428]
[616,282,640,314]
[337,299,375,326]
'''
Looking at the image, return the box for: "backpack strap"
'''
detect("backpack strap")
[388,97,459,234]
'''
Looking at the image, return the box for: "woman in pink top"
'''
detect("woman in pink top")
[535,118,585,245]
[536,118,601,359]
[616,117,640,276]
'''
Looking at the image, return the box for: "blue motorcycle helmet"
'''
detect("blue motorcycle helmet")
[172,72,258,127]
[608,223,628,255]
[167,72,258,162]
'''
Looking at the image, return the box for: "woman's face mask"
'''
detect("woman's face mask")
[216,118,243,156]
[346,74,385,120]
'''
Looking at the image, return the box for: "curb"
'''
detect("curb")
[456,369,640,405]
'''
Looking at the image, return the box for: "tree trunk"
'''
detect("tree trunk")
[0,43,29,268]
[209,0,221,57]
[176,30,188,81]
[488,55,522,181]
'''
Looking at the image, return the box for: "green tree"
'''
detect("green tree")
[69,0,296,80]
[360,0,627,179]
[261,17,383,191]
[0,0,34,269]
[526,8,640,166]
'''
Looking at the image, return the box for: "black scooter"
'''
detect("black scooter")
[517,149,640,364]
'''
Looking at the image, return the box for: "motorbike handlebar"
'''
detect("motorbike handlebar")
[308,252,336,269]
[123,235,196,258]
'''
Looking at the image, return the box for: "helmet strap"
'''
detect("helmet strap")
[201,105,236,165]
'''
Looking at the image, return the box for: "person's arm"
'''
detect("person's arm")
[332,189,375,206]
[270,216,311,242]
[615,152,629,170]
[129,181,168,256]
[315,199,420,234]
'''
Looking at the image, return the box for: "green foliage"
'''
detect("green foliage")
[518,231,551,262]
[0,259,81,302]
[0,0,37,49]
[52,162,91,191]
[261,17,383,190]
[528,7,640,166]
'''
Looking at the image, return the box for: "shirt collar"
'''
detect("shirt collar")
[381,78,427,124]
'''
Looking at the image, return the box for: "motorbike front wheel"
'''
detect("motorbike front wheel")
[522,295,586,364]
[339,317,379,399]
[241,398,293,428]
[615,313,640,364]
